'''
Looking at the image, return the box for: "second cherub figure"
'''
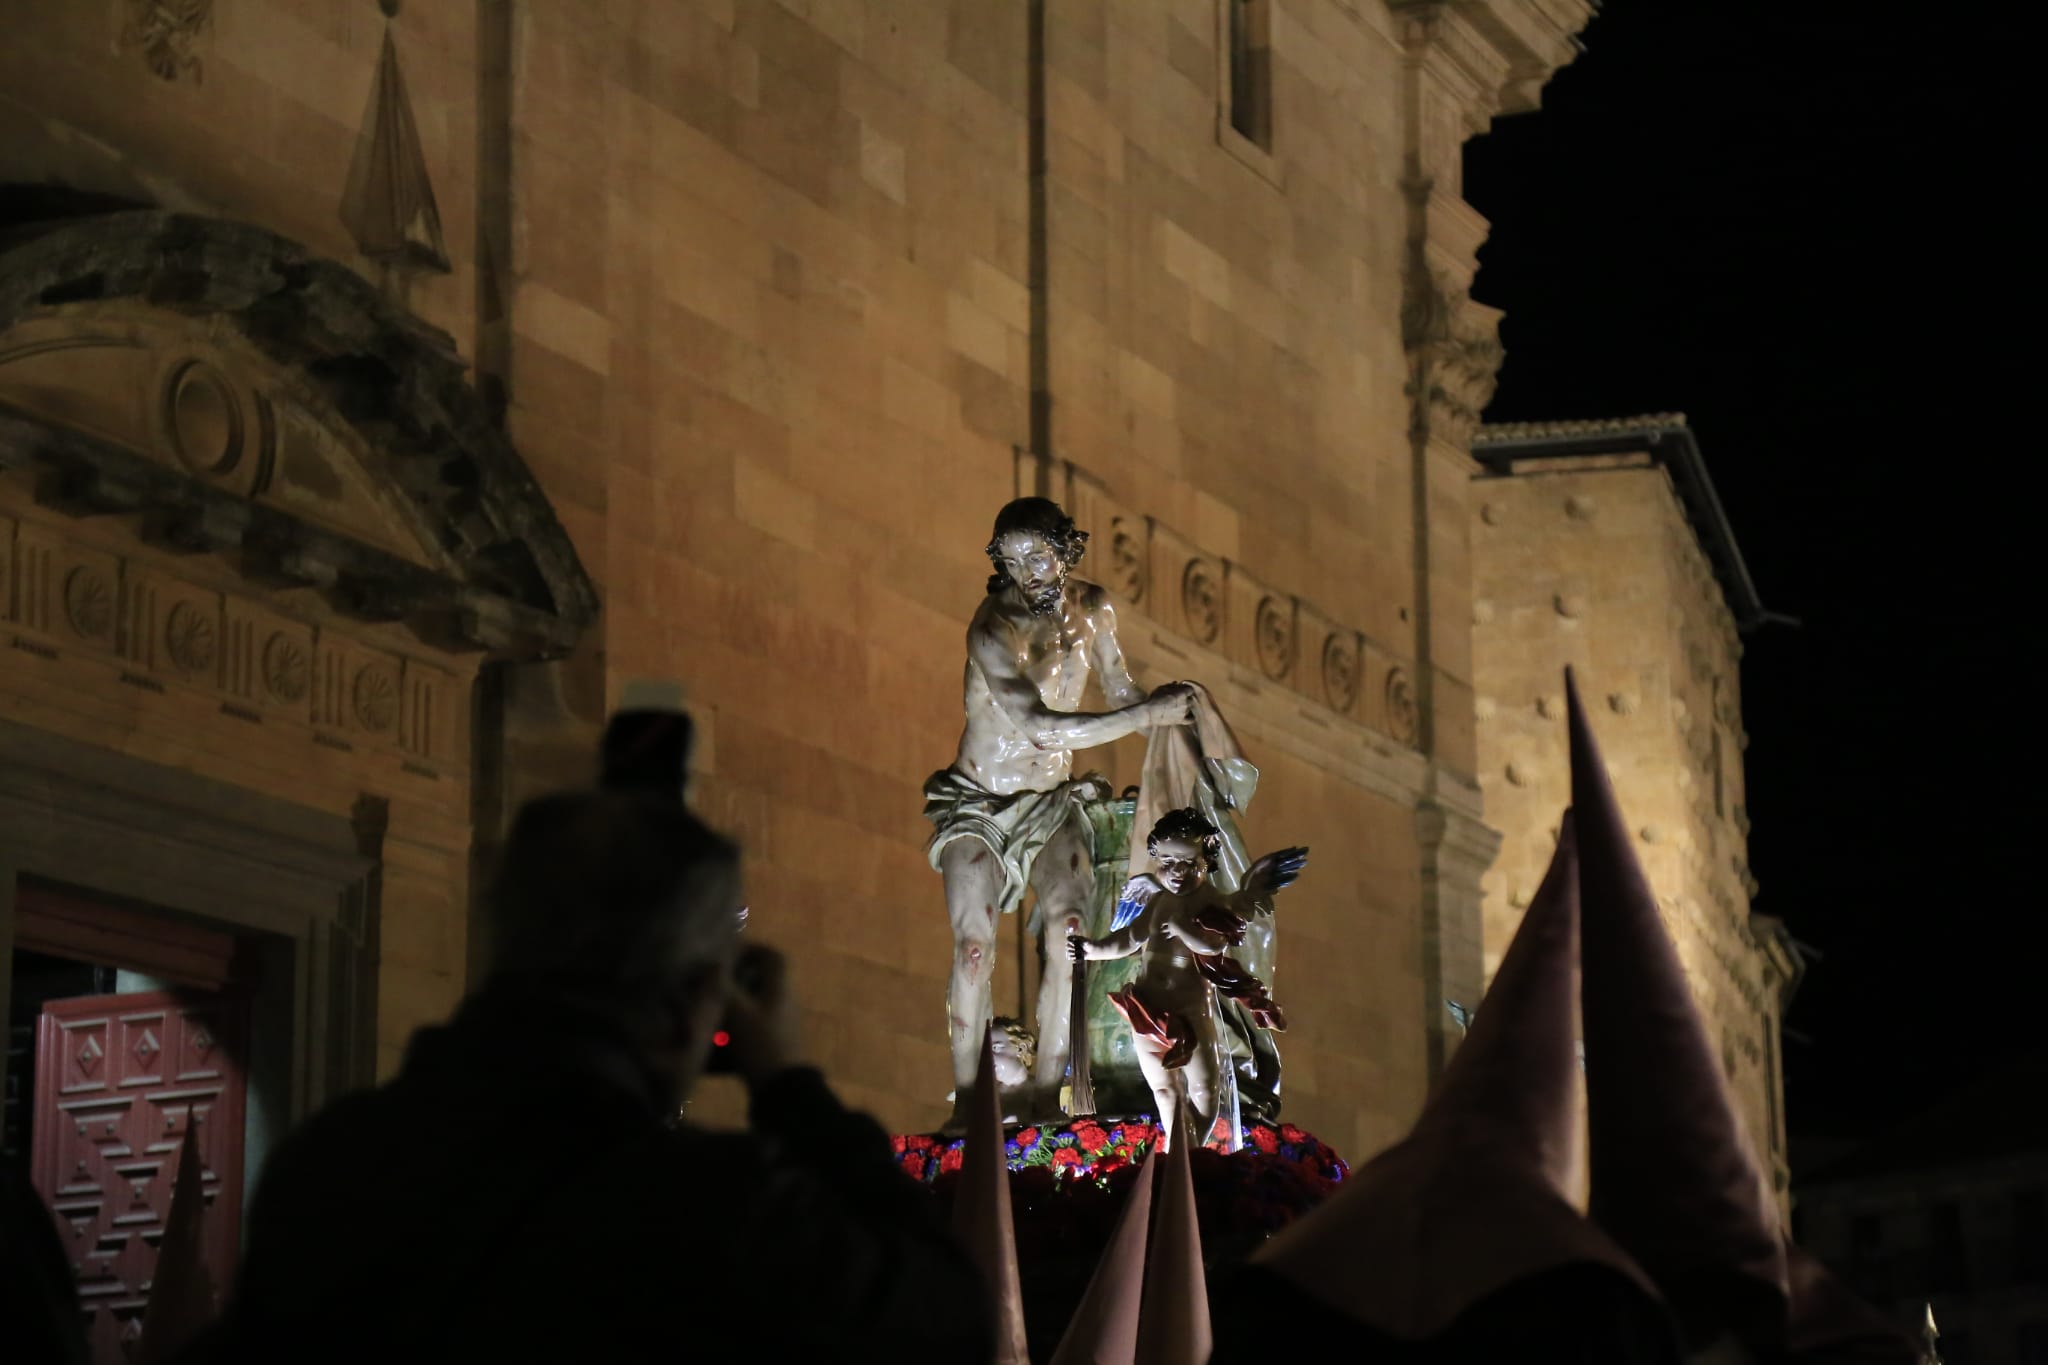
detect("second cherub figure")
[1069,808,1305,1149]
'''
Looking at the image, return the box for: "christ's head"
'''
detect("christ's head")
[1147,807,1222,895]
[984,497,1088,616]
[989,1016,1036,1089]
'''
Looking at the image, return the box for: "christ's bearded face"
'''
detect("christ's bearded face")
[1151,836,1208,896]
[992,530,1066,616]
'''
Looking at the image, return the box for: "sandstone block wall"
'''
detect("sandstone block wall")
[0,0,1595,1160]
[1471,452,1792,1190]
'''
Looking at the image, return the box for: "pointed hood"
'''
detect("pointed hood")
[1567,667,1789,1343]
[952,1025,1030,1365]
[1783,1241,1921,1364]
[1049,1150,1157,1365]
[1135,1111,1211,1365]
[1251,816,1657,1339]
[138,1117,217,1365]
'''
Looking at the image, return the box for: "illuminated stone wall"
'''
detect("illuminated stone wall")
[0,0,1595,1158]
[1470,445,1796,1201]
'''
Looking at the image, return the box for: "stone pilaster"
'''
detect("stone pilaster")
[1417,769,1500,1075]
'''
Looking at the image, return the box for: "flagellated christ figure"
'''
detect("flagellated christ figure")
[924,498,1196,1127]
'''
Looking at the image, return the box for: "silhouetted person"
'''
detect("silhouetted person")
[185,783,992,1362]
[1,1157,90,1365]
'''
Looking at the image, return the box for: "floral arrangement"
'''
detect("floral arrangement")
[893,1117,1345,1185]
[890,1117,1348,1257]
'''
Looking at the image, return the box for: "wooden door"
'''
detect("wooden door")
[29,988,248,1364]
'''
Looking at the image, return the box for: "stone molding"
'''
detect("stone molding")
[0,497,463,777]
[0,715,380,1119]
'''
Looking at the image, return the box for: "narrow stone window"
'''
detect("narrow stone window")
[1225,0,1271,149]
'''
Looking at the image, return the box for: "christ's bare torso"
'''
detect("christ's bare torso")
[950,579,1142,795]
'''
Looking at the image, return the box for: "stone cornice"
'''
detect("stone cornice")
[1389,0,1594,128]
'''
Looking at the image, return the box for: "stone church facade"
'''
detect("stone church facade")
[0,0,1644,1243]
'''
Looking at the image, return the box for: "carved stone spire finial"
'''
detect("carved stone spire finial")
[340,23,449,274]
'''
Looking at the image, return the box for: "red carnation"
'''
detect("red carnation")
[1052,1147,1084,1168]
[1279,1123,1308,1144]
[1015,1127,1040,1149]
[939,1145,965,1174]
[1073,1122,1109,1153]
[891,1134,907,1154]
[903,1153,926,1179]
[1248,1124,1281,1155]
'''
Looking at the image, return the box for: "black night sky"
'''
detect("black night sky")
[1464,3,2042,1146]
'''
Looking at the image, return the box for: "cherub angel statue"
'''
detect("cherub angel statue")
[1068,807,1306,1150]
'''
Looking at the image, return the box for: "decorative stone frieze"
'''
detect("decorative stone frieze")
[1,504,456,768]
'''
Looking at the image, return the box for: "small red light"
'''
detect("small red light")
[712,1030,730,1048]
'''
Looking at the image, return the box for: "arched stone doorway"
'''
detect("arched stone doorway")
[0,209,597,1356]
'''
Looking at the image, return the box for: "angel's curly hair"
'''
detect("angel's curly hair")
[1147,807,1221,872]
[990,1016,1037,1071]
[984,497,1088,595]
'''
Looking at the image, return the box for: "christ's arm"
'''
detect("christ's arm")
[1082,585,1147,708]
[969,617,1187,752]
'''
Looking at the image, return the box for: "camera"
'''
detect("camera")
[705,912,759,1076]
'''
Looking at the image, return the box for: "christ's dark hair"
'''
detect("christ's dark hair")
[1147,807,1222,871]
[984,497,1088,595]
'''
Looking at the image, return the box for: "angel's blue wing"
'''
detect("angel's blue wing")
[1111,873,1164,931]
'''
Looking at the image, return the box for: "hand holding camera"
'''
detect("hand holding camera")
[713,943,802,1086]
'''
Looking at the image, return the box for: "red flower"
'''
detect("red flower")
[1015,1127,1040,1149]
[1279,1123,1309,1144]
[1052,1147,1084,1168]
[1073,1122,1109,1153]
[906,1134,937,1152]
[939,1145,965,1174]
[1248,1124,1281,1155]
[903,1153,926,1179]
[891,1134,908,1155]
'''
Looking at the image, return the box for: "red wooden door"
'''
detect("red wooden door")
[28,988,248,1364]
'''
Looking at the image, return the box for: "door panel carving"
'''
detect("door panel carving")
[29,988,247,1363]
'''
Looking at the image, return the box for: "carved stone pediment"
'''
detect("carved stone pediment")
[0,212,597,657]
[0,309,447,573]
